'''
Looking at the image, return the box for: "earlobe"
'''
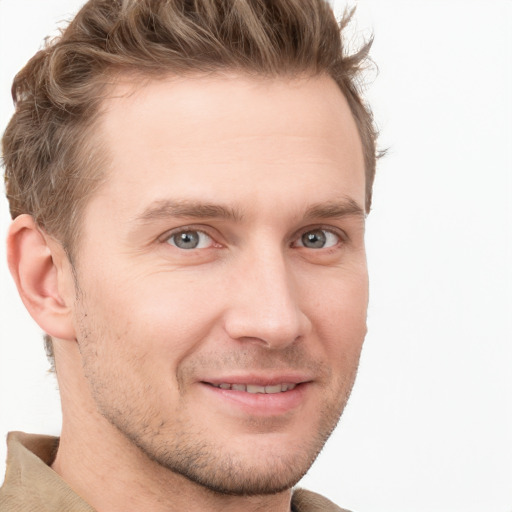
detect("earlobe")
[7,214,77,341]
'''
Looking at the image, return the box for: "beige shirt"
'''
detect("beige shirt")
[0,431,350,511]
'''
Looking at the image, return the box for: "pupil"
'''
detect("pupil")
[302,230,326,248]
[175,231,199,249]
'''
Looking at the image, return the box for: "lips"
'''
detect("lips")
[209,383,297,393]
[199,374,311,416]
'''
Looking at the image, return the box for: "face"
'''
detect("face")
[70,74,368,495]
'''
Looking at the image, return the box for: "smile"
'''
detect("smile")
[209,383,297,394]
[201,379,309,415]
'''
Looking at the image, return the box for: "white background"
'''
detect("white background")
[0,1,511,511]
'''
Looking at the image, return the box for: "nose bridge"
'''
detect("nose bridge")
[224,243,310,348]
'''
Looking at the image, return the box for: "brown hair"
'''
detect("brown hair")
[2,0,379,365]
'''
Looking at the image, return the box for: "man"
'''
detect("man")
[0,0,378,510]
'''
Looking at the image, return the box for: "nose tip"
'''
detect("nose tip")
[224,298,310,349]
[223,257,311,349]
[228,305,308,349]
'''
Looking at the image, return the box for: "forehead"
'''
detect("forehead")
[89,73,365,221]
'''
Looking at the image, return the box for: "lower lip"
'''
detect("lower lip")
[200,383,309,416]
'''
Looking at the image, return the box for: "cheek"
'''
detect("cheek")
[301,266,368,378]
[77,268,224,363]
[305,265,368,331]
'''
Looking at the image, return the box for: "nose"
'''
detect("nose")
[223,249,312,349]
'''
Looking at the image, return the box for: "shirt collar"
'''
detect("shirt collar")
[1,431,95,511]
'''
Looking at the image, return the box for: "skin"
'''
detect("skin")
[9,73,368,512]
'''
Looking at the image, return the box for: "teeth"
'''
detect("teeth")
[247,384,265,393]
[212,383,297,393]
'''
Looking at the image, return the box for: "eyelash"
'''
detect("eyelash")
[293,227,346,250]
[160,225,347,251]
[162,227,218,250]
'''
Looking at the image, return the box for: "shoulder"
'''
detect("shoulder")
[292,488,353,512]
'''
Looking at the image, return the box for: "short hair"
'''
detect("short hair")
[2,0,379,364]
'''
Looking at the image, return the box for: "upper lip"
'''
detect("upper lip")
[200,373,314,387]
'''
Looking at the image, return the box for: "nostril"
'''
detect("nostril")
[222,260,312,346]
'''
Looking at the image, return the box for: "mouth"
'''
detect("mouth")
[207,382,298,394]
[199,377,310,416]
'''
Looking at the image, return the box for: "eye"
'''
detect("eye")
[296,229,340,249]
[166,230,213,250]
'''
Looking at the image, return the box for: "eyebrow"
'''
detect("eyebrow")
[303,198,365,221]
[133,197,364,225]
[134,199,244,224]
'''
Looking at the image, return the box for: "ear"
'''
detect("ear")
[7,214,77,341]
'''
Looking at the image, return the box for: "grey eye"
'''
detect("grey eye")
[299,229,339,249]
[167,230,212,250]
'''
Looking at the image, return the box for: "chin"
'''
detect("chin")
[156,445,318,496]
[125,421,336,497]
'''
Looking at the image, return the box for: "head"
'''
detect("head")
[4,0,378,500]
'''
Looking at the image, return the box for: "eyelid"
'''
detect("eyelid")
[291,225,348,248]
[158,225,220,247]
